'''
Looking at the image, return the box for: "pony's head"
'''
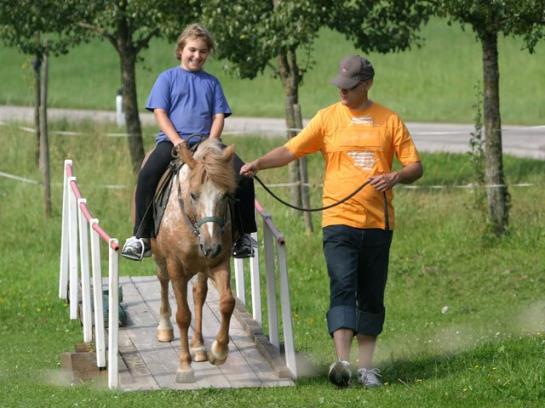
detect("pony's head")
[177,139,236,259]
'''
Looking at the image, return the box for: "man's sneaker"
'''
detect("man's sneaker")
[357,367,383,388]
[232,234,256,258]
[328,360,352,388]
[121,236,151,261]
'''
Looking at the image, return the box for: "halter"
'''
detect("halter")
[176,173,232,238]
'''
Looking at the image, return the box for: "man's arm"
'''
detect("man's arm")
[369,161,423,192]
[240,146,297,177]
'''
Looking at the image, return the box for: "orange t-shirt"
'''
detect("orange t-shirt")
[284,102,420,230]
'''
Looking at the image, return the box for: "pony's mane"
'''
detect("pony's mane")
[190,139,236,193]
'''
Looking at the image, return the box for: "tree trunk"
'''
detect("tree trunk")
[32,54,41,167]
[119,50,145,174]
[276,49,313,232]
[481,31,509,235]
[115,18,145,174]
[39,51,52,217]
[293,103,313,233]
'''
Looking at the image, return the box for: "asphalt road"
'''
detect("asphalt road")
[1,105,544,159]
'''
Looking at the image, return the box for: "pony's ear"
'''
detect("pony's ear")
[222,144,235,162]
[176,141,196,169]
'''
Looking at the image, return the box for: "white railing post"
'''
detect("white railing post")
[78,198,93,343]
[68,177,79,320]
[277,244,297,378]
[250,232,262,324]
[263,226,279,348]
[234,258,246,305]
[58,160,71,300]
[90,219,106,368]
[108,239,119,389]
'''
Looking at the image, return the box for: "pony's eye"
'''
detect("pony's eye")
[190,192,199,201]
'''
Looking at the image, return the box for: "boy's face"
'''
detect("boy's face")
[180,37,209,71]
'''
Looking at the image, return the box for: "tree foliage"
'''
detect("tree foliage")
[202,0,329,80]
[0,0,88,56]
[329,0,433,53]
[435,0,545,48]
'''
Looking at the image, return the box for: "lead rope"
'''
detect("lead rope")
[253,175,390,229]
[254,175,372,212]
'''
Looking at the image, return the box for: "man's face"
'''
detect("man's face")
[338,80,373,109]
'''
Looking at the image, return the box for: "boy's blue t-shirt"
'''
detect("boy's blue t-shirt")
[146,67,232,144]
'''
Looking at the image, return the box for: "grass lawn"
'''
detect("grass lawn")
[1,121,545,407]
[0,18,544,125]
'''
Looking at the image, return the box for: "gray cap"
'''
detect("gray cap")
[330,55,375,89]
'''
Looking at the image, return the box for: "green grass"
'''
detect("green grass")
[1,122,545,406]
[0,18,544,124]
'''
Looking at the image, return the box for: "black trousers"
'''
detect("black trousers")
[323,225,393,337]
[133,140,257,238]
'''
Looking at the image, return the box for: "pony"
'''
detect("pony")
[151,138,237,383]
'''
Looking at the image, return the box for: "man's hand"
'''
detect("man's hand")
[240,161,259,177]
[369,172,400,192]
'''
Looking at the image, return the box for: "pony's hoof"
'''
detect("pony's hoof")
[191,346,208,362]
[156,328,174,342]
[207,341,228,366]
[175,368,195,383]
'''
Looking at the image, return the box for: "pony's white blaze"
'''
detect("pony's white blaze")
[200,181,223,238]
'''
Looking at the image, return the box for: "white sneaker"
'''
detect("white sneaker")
[357,367,383,388]
[328,360,352,388]
[121,236,151,261]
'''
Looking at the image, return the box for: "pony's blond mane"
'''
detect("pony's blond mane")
[190,139,236,193]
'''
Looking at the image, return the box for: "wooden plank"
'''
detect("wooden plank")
[129,276,230,389]
[118,328,159,390]
[116,275,294,390]
[207,298,294,386]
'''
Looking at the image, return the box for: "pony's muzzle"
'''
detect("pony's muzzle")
[199,242,223,259]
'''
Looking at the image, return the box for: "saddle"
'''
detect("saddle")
[152,158,183,237]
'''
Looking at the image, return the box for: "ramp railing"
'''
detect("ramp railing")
[233,200,297,378]
[58,159,119,389]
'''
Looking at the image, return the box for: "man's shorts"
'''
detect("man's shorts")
[323,225,393,337]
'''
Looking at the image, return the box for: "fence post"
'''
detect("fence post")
[90,219,106,368]
[234,258,245,305]
[263,226,279,348]
[277,244,297,378]
[59,160,71,300]
[250,231,262,324]
[68,176,79,320]
[108,238,119,389]
[78,198,93,343]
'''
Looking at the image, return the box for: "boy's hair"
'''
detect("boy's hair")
[175,23,215,60]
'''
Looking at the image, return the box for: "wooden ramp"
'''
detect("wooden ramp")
[117,276,295,390]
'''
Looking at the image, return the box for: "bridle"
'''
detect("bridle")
[176,171,232,238]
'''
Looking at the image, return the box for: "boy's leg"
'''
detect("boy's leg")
[133,142,173,238]
[123,142,173,260]
[231,153,257,258]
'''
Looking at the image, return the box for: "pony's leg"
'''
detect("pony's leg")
[208,263,235,365]
[170,271,195,383]
[191,272,208,362]
[156,264,174,342]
